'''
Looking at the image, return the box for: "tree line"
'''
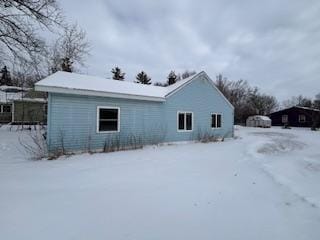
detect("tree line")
[1,1,319,126]
[110,67,196,86]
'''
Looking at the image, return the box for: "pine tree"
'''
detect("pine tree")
[0,66,12,86]
[135,71,152,85]
[61,57,73,72]
[111,67,125,80]
[167,71,178,85]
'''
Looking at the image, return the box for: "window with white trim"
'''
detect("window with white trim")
[97,107,119,132]
[211,113,222,128]
[298,114,306,123]
[178,112,193,131]
[282,115,288,123]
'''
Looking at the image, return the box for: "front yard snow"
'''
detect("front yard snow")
[0,126,320,240]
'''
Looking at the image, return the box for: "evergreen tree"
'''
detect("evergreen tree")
[61,57,73,72]
[111,67,125,80]
[0,66,12,86]
[135,71,151,85]
[167,71,178,85]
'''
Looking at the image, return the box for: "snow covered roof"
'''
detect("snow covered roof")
[13,98,47,103]
[248,115,271,121]
[35,71,168,101]
[271,106,320,114]
[0,86,46,104]
[0,89,24,103]
[35,71,234,107]
[293,106,320,112]
[0,85,31,92]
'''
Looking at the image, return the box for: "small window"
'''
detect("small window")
[97,107,120,132]
[212,113,222,128]
[178,113,185,130]
[298,114,306,123]
[2,105,11,113]
[178,112,193,131]
[282,115,288,123]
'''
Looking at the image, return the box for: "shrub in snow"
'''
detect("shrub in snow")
[19,128,47,160]
[102,134,143,153]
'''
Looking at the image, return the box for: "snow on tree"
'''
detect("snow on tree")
[0,66,12,86]
[111,67,125,81]
[135,71,151,85]
[167,71,178,85]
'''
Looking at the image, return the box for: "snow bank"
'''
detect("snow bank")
[0,126,320,240]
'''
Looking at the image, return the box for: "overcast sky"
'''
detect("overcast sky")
[59,0,320,101]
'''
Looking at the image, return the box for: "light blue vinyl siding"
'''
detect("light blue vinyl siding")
[47,75,234,152]
[163,74,234,142]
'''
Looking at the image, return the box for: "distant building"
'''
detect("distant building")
[269,106,320,128]
[0,85,47,124]
[246,115,271,128]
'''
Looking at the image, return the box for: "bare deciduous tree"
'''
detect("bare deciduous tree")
[282,95,313,108]
[0,0,63,63]
[181,70,196,79]
[47,23,90,73]
[215,74,278,124]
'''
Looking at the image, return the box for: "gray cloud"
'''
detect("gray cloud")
[59,0,320,100]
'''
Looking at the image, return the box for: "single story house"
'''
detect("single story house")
[35,71,234,153]
[246,115,271,128]
[0,85,47,124]
[269,106,320,128]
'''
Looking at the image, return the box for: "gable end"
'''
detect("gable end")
[165,71,234,109]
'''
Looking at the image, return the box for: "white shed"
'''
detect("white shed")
[246,115,271,128]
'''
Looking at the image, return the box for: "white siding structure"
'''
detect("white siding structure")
[246,115,271,128]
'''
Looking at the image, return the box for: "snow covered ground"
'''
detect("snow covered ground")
[0,126,320,240]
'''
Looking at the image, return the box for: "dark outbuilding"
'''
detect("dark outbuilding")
[269,106,320,128]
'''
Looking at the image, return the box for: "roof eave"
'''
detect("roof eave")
[35,85,166,102]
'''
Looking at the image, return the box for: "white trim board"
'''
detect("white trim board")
[177,111,194,132]
[211,113,222,129]
[96,106,121,133]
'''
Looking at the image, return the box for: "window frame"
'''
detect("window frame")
[282,114,288,123]
[0,104,11,114]
[177,111,193,132]
[298,114,306,123]
[2,105,11,113]
[96,106,120,133]
[211,113,222,129]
